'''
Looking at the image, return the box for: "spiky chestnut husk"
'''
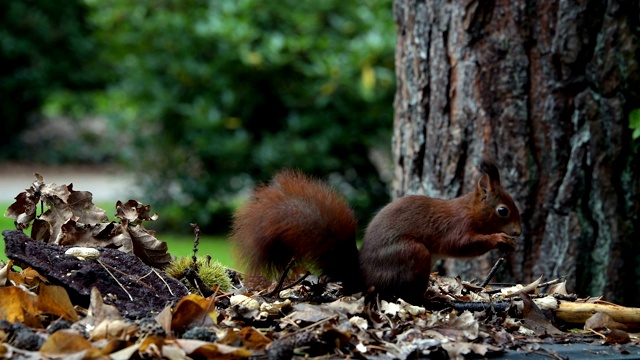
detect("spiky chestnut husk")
[165,256,232,293]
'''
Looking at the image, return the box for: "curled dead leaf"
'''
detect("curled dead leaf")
[584,312,627,331]
[4,175,171,269]
[171,294,217,334]
[37,284,78,322]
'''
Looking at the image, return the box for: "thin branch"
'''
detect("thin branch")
[266,258,298,297]
[480,257,504,287]
[152,268,175,296]
[97,259,133,301]
[280,314,339,339]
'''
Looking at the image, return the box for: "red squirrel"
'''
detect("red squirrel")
[230,160,522,300]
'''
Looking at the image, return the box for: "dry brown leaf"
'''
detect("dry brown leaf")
[520,292,563,335]
[87,287,122,325]
[39,329,92,356]
[5,175,171,268]
[139,335,165,357]
[30,219,51,242]
[40,184,109,245]
[19,267,48,286]
[442,342,503,360]
[109,343,141,360]
[547,281,568,295]
[127,224,171,268]
[5,191,38,231]
[57,220,114,247]
[66,187,109,224]
[155,303,174,338]
[175,339,253,358]
[0,287,42,328]
[0,260,12,286]
[238,327,271,350]
[287,303,337,323]
[37,283,78,322]
[447,311,479,340]
[171,294,217,333]
[584,312,628,331]
[604,329,631,344]
[91,319,137,341]
[111,200,171,268]
[116,200,159,224]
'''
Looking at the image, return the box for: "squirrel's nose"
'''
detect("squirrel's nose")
[508,223,522,237]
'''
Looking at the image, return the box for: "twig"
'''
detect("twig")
[280,314,339,339]
[152,268,175,296]
[589,328,607,339]
[376,293,395,329]
[266,258,298,297]
[483,275,563,295]
[98,260,155,291]
[480,257,504,287]
[279,271,311,292]
[97,259,133,301]
[190,223,201,269]
[537,276,567,289]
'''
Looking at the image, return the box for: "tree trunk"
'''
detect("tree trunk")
[392,0,640,305]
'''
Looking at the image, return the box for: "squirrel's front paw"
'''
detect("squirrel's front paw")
[496,234,516,252]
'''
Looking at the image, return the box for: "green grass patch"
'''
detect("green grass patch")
[0,202,235,268]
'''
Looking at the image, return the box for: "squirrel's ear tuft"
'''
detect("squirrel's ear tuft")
[478,159,501,185]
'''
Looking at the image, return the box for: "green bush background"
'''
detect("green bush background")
[1,0,396,234]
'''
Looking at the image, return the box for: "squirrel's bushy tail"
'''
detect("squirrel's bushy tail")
[230,170,361,287]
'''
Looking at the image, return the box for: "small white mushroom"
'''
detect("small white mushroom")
[65,247,100,260]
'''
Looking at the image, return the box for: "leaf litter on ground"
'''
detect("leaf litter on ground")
[1,174,640,359]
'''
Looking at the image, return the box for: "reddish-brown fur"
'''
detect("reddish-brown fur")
[230,170,362,289]
[230,161,522,300]
[360,161,521,300]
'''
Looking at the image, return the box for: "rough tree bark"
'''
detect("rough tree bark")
[392,0,640,305]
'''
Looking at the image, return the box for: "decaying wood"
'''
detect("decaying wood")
[511,295,640,326]
[555,300,640,326]
[3,230,189,318]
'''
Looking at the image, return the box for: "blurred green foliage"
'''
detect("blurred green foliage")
[2,0,395,234]
[631,109,640,140]
[85,0,395,232]
[0,0,103,159]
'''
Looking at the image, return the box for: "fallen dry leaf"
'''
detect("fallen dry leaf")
[604,329,631,344]
[37,283,78,322]
[520,292,563,335]
[171,294,217,334]
[0,261,12,286]
[39,329,92,356]
[584,312,628,331]
[238,327,271,350]
[0,287,42,328]
[175,339,253,358]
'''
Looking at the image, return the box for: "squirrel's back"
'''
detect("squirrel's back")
[230,170,361,287]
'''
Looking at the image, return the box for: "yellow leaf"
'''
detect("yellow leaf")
[37,284,78,322]
[39,329,92,356]
[0,287,41,327]
[171,294,217,333]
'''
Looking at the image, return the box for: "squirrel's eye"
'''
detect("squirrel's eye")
[497,205,510,218]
